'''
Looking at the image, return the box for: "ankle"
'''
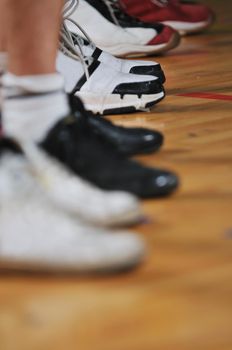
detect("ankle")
[2,72,70,142]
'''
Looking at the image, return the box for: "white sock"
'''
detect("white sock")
[2,72,70,143]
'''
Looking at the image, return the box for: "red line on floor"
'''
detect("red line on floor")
[177,92,232,101]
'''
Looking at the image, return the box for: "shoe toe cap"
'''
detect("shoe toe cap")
[129,65,166,84]
[148,25,178,45]
[113,79,163,96]
[152,171,179,195]
[143,130,164,146]
[182,3,214,22]
[140,170,179,198]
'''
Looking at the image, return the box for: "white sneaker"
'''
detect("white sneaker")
[0,140,146,273]
[25,141,143,227]
[0,138,142,228]
[66,0,180,57]
[57,20,165,114]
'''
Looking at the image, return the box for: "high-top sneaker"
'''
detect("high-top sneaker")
[57,18,165,115]
[0,138,146,273]
[67,0,180,57]
[121,0,215,36]
[40,98,179,198]
[69,94,164,156]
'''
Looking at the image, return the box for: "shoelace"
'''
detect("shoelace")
[60,0,96,80]
[63,0,79,17]
[103,0,147,26]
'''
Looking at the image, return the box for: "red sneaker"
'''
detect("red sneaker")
[121,0,215,35]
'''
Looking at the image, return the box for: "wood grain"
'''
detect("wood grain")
[0,1,232,349]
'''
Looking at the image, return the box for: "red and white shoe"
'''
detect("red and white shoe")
[121,0,215,36]
[67,0,180,57]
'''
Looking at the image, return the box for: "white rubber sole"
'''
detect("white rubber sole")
[75,90,165,115]
[163,15,214,35]
[99,32,181,58]
[0,245,146,274]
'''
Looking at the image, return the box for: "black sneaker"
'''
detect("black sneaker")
[69,94,164,156]
[40,98,179,198]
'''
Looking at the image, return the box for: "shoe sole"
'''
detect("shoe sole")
[99,32,181,58]
[163,15,215,36]
[75,90,165,115]
[0,251,145,275]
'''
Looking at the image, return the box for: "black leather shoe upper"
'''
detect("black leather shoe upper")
[129,65,166,84]
[69,95,164,156]
[112,79,163,96]
[40,104,179,198]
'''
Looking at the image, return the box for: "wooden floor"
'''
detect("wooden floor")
[1,1,232,349]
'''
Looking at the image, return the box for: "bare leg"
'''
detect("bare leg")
[6,0,64,75]
[0,0,7,52]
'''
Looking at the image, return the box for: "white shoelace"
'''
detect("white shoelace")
[63,0,79,17]
[103,0,121,27]
[61,0,96,80]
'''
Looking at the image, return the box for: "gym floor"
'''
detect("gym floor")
[0,1,231,349]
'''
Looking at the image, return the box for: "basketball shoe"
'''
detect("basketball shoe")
[0,138,146,273]
[69,94,164,156]
[67,0,180,57]
[121,0,215,35]
[40,98,179,198]
[58,20,165,115]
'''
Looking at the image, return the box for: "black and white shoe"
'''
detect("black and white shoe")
[57,20,165,115]
[67,31,166,83]
[66,0,180,57]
